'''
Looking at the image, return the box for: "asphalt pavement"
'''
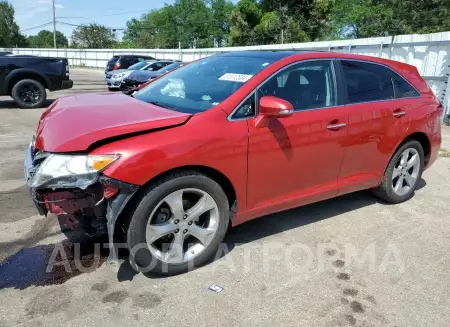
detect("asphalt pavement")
[1,68,450,327]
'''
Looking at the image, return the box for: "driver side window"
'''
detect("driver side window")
[259,60,336,111]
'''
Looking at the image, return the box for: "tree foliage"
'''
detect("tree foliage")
[71,24,117,48]
[123,0,234,48]
[0,1,28,47]
[4,0,450,49]
[328,0,450,39]
[28,30,68,48]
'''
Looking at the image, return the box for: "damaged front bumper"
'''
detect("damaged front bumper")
[24,141,138,260]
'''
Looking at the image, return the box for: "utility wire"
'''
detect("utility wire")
[57,21,155,32]
[57,21,81,27]
[20,21,54,32]
[22,20,158,34]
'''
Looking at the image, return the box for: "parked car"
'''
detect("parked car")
[120,62,185,91]
[105,54,155,72]
[105,60,177,90]
[0,54,72,108]
[24,51,442,275]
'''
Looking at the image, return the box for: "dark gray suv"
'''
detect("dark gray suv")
[106,54,155,72]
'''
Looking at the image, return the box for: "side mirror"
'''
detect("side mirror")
[254,96,294,128]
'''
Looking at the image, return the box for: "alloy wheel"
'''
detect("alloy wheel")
[392,148,421,196]
[146,188,219,264]
[18,83,42,105]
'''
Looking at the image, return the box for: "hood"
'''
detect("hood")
[130,70,160,82]
[35,93,191,153]
[108,69,132,75]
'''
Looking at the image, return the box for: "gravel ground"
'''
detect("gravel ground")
[1,68,450,327]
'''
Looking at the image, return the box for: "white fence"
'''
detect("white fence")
[2,31,450,121]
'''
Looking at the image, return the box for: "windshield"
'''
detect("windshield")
[163,62,183,72]
[134,56,274,113]
[129,61,152,70]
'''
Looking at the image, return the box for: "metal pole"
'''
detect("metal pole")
[443,68,450,125]
[52,0,57,48]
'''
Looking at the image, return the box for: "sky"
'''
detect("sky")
[10,0,174,40]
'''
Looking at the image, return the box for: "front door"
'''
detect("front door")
[246,60,348,214]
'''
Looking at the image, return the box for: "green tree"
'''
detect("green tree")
[259,0,333,40]
[124,0,234,49]
[28,30,68,48]
[71,24,117,48]
[123,8,179,48]
[172,0,212,48]
[208,0,235,46]
[388,0,450,35]
[327,0,395,39]
[252,11,309,44]
[119,0,450,48]
[228,0,262,45]
[326,0,450,39]
[229,0,311,45]
[0,0,28,47]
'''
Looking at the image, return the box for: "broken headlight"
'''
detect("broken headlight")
[29,154,119,189]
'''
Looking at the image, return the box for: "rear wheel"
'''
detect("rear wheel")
[11,79,46,109]
[127,172,229,275]
[373,140,424,203]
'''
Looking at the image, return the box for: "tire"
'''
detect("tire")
[11,79,47,109]
[127,171,230,275]
[373,140,424,203]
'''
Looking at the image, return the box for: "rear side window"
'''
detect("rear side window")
[341,60,394,104]
[390,71,420,98]
[108,56,119,63]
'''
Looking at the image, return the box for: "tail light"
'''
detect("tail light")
[65,64,70,76]
[113,62,121,70]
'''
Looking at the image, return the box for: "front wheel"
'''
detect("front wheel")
[373,140,424,203]
[127,172,229,275]
[11,79,47,109]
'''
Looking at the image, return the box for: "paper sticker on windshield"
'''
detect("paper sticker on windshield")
[219,73,253,83]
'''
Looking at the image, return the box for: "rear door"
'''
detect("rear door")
[120,56,136,69]
[246,59,349,210]
[336,60,416,195]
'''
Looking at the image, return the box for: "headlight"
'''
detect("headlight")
[30,154,119,189]
[113,72,131,79]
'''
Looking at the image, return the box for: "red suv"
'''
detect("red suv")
[25,51,442,275]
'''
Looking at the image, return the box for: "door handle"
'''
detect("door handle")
[392,110,406,118]
[327,122,347,130]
